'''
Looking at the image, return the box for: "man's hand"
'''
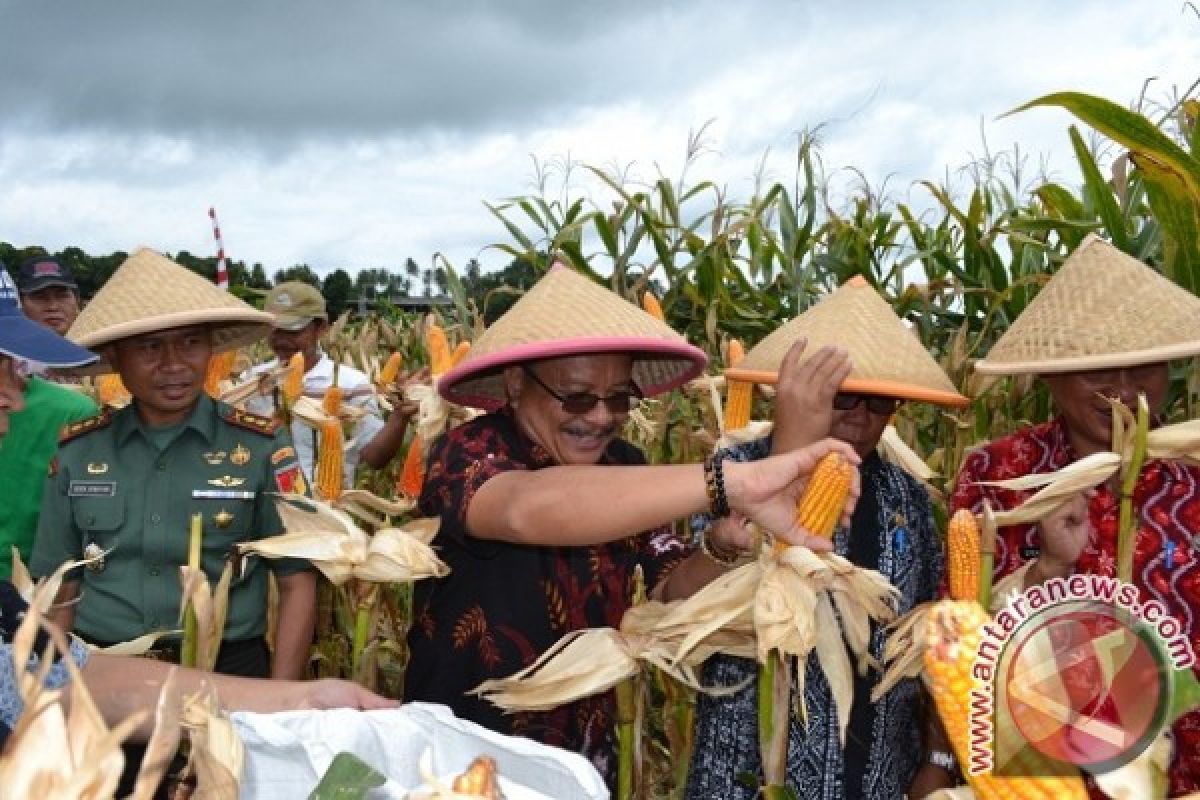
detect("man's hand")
[1034,490,1093,581]
[771,339,852,455]
[385,366,431,418]
[724,438,861,551]
[301,678,400,711]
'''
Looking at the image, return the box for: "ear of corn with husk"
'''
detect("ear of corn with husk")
[93,373,131,409]
[203,350,239,398]
[721,339,753,433]
[316,416,346,502]
[238,493,447,585]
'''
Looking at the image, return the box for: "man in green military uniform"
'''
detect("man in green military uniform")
[32,248,316,683]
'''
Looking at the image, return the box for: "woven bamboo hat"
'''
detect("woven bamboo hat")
[68,247,272,371]
[976,234,1200,375]
[725,276,968,407]
[439,264,707,410]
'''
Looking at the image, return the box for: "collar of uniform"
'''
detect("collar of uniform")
[113,392,219,447]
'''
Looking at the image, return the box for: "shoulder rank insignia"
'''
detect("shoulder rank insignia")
[59,411,113,445]
[220,405,280,437]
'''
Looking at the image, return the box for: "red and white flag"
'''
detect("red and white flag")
[208,206,229,289]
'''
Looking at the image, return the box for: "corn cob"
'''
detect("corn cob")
[451,755,502,799]
[378,351,404,385]
[947,509,981,603]
[321,385,343,417]
[792,451,854,544]
[282,352,306,403]
[203,350,238,397]
[448,340,470,371]
[925,601,1089,799]
[315,418,344,502]
[399,440,425,499]
[641,292,665,321]
[723,339,753,431]
[95,373,131,407]
[427,322,452,375]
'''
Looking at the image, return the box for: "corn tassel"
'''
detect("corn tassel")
[723,339,752,431]
[925,601,1089,799]
[95,373,131,407]
[316,418,344,502]
[427,322,452,376]
[791,452,854,546]
[378,352,404,385]
[203,350,238,397]
[282,352,305,403]
[947,509,981,603]
[641,292,665,321]
[321,385,344,417]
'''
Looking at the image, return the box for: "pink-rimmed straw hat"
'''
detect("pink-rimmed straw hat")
[438,264,707,410]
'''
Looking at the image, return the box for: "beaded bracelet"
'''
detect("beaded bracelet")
[700,527,743,568]
[703,450,731,518]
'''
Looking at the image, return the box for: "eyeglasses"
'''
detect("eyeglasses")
[832,393,899,415]
[521,366,642,414]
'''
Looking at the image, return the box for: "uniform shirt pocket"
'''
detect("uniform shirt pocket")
[70,495,126,535]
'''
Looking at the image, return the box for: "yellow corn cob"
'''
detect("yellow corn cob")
[925,601,1089,799]
[448,340,471,371]
[95,373,130,407]
[792,452,854,545]
[723,339,752,430]
[451,755,502,799]
[641,292,665,321]
[321,385,343,417]
[427,323,452,376]
[315,418,344,502]
[947,509,982,603]
[203,350,238,397]
[283,352,306,403]
[378,352,404,385]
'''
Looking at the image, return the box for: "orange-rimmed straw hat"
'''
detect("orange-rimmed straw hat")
[67,247,273,372]
[725,275,968,407]
[975,234,1200,375]
[438,264,707,411]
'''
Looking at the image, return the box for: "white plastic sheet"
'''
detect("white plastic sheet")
[232,702,609,799]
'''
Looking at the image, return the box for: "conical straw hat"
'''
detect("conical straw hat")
[68,247,272,372]
[976,234,1200,375]
[725,276,968,407]
[439,264,707,410]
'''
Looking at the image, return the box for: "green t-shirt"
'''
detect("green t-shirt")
[0,378,97,579]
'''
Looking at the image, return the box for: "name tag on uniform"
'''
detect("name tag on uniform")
[69,481,116,497]
[192,489,256,500]
[1019,546,1041,559]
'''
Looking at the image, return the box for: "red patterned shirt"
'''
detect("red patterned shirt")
[951,417,1200,796]
[404,408,690,785]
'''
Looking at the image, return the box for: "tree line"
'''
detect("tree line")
[0,242,535,322]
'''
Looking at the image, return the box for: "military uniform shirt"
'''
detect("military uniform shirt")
[31,394,310,644]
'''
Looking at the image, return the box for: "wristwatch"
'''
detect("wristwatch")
[927,749,957,772]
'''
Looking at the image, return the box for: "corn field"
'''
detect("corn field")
[274,87,1200,798]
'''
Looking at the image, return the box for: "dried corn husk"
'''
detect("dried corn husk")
[0,583,146,798]
[178,560,235,671]
[336,488,419,528]
[219,364,291,406]
[181,691,244,799]
[238,494,446,585]
[130,669,183,800]
[291,394,370,428]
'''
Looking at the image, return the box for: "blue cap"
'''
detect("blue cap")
[0,269,98,367]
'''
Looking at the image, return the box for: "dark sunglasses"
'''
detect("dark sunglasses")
[522,366,642,414]
[832,393,899,415]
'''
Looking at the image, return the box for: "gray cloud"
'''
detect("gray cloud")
[0,0,812,143]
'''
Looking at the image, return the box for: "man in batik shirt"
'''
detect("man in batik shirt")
[951,235,1200,797]
[404,265,860,786]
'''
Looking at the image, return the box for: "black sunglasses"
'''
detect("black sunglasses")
[522,366,642,414]
[833,393,899,415]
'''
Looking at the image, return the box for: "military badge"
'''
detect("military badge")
[214,509,235,529]
[86,462,109,474]
[204,450,227,465]
[231,443,252,466]
[208,475,246,488]
[271,446,296,465]
[275,464,305,494]
[83,541,106,572]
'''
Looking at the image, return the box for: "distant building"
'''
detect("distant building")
[352,293,453,317]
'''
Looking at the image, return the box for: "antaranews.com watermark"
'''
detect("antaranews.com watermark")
[967,573,1195,777]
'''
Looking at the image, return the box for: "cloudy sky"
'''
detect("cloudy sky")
[0,1,1194,277]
